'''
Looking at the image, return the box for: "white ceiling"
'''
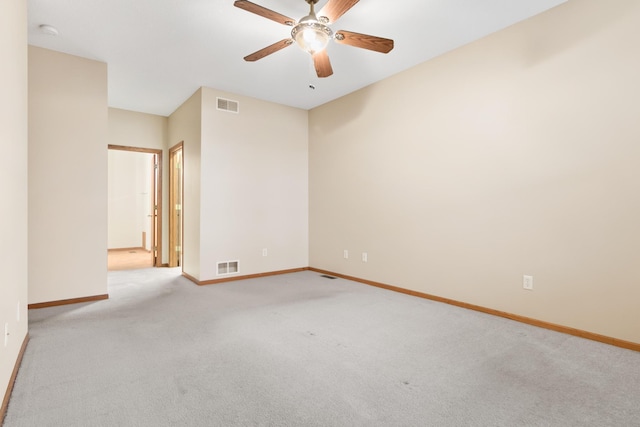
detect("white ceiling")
[27,0,566,117]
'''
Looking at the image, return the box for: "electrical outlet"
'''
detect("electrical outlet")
[343,250,349,259]
[523,275,533,290]
[362,252,368,262]
[262,248,268,257]
[4,323,8,348]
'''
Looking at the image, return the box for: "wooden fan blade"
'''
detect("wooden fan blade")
[334,30,394,53]
[244,39,293,62]
[313,50,333,78]
[318,0,360,24]
[234,0,295,26]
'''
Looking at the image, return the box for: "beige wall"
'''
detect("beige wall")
[309,0,640,344]
[28,46,108,304]
[198,88,309,280]
[108,108,169,262]
[168,89,202,279]
[0,0,28,402]
[108,108,167,151]
[167,87,308,281]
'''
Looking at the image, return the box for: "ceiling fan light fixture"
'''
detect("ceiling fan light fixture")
[291,20,333,54]
[234,0,394,78]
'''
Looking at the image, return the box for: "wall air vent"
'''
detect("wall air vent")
[217,260,239,276]
[217,97,239,113]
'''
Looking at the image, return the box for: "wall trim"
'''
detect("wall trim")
[107,247,148,252]
[308,268,640,353]
[1,333,29,424]
[183,267,310,286]
[28,294,109,310]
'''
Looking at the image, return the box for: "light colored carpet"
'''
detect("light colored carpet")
[4,268,640,426]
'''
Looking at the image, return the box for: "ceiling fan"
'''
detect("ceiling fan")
[234,0,394,78]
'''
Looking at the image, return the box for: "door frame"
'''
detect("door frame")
[168,141,184,268]
[108,144,163,267]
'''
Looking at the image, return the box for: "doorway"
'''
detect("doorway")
[108,145,163,270]
[169,142,183,268]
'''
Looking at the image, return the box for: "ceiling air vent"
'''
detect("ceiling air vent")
[217,97,239,113]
